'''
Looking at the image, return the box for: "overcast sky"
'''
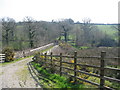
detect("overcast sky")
[0,0,119,23]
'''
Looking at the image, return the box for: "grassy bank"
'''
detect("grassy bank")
[31,61,85,88]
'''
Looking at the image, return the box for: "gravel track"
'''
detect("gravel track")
[0,45,59,89]
[0,57,41,89]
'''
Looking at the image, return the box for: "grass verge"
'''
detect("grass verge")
[0,45,54,66]
[31,61,85,88]
[40,45,54,53]
[0,55,33,66]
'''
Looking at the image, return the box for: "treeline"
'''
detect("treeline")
[1,17,61,51]
[69,19,118,48]
[0,17,118,51]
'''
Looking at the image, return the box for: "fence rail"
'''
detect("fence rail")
[34,51,120,89]
[0,54,5,63]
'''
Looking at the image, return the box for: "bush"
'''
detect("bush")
[2,47,15,62]
[32,52,41,63]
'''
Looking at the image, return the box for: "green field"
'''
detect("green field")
[96,25,118,39]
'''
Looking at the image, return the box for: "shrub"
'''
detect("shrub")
[2,47,15,62]
[32,52,41,63]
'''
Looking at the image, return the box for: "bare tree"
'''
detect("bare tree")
[114,24,120,65]
[23,16,36,48]
[81,18,93,45]
[74,24,82,47]
[1,17,16,46]
[112,24,120,65]
[59,19,73,42]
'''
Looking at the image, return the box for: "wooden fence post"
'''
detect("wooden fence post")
[100,51,106,90]
[74,51,77,83]
[60,53,62,76]
[44,52,47,65]
[50,52,53,67]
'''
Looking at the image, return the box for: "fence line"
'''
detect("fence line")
[34,51,120,89]
[0,54,5,63]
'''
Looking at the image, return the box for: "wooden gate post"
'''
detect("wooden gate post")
[74,51,77,83]
[60,53,62,76]
[100,51,106,90]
